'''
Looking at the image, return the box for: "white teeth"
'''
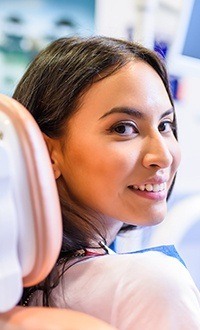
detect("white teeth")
[139,185,145,191]
[133,182,166,192]
[153,184,160,192]
[145,184,153,192]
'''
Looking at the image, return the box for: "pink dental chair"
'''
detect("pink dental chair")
[0,94,115,330]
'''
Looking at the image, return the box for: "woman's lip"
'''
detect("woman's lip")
[128,182,167,192]
[128,186,167,201]
[133,179,168,186]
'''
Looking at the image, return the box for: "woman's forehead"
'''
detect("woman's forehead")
[71,61,170,118]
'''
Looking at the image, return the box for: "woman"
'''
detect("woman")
[13,36,200,329]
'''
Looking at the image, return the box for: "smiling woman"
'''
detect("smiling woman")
[13,36,200,329]
[56,60,180,228]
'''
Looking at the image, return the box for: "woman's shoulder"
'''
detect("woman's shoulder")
[49,250,200,329]
[59,249,199,304]
[66,249,190,283]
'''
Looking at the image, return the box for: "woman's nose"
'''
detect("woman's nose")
[142,134,173,169]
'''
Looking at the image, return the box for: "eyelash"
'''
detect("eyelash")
[108,120,175,137]
[108,121,138,136]
[158,120,175,133]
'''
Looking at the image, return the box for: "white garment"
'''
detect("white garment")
[30,250,200,330]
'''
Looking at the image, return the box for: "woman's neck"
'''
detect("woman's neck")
[103,216,124,246]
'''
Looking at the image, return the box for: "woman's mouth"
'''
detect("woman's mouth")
[129,182,167,192]
[128,182,167,201]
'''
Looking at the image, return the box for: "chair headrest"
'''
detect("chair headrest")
[0,94,62,312]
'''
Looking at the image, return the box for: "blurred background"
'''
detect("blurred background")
[1,0,200,289]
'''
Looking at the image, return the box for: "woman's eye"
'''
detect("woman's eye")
[110,122,138,136]
[159,121,174,133]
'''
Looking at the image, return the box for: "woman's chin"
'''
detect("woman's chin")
[123,211,167,227]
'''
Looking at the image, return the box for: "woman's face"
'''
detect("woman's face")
[56,61,181,227]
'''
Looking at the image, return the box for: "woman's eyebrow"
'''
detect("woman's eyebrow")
[160,108,174,120]
[99,106,174,120]
[98,107,143,120]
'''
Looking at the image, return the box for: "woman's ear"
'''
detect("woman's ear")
[42,133,62,179]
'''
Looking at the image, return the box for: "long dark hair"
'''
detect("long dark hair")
[13,36,177,305]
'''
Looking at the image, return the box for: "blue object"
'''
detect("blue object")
[128,245,187,267]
